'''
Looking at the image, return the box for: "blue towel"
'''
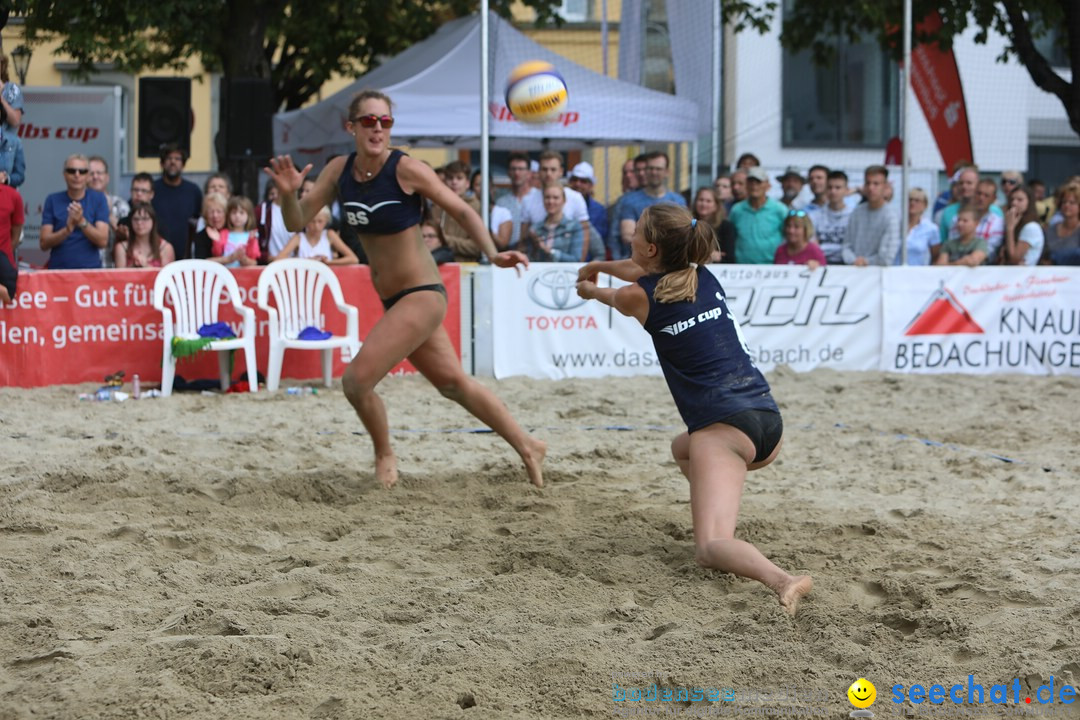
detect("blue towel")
[298,326,332,341]
[198,322,235,339]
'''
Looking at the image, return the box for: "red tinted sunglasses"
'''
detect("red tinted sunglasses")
[353,114,394,129]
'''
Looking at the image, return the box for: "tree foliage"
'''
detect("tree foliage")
[16,0,562,111]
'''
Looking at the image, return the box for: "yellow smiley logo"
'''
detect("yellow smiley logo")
[848,678,876,709]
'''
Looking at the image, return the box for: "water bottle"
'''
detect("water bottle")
[286,387,301,395]
[132,374,141,400]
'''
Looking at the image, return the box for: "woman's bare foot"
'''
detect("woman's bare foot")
[375,452,398,489]
[777,575,813,616]
[521,437,548,488]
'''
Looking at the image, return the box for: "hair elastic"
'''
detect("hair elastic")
[690,218,697,227]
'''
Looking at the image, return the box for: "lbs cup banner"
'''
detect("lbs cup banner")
[882,267,1080,375]
[491,264,881,380]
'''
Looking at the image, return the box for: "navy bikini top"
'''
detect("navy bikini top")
[337,149,424,235]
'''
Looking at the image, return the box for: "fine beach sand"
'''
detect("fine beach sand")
[1,370,1079,719]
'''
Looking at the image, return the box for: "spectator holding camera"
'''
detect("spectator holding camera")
[0,55,25,189]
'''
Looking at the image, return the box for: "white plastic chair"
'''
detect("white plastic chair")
[152,260,259,397]
[256,259,361,391]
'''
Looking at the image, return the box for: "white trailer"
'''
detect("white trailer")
[15,85,124,268]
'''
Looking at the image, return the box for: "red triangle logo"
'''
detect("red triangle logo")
[905,285,984,335]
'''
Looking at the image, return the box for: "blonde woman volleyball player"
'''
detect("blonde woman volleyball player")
[576,204,812,614]
[265,90,545,489]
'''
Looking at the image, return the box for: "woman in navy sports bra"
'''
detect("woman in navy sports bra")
[265,90,545,489]
[576,204,812,615]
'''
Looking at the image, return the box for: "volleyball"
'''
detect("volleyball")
[505,61,568,123]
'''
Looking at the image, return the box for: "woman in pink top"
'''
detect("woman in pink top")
[773,210,825,269]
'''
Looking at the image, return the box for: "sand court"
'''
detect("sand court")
[1,370,1078,718]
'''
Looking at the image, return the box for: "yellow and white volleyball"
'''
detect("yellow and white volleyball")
[505,61,568,123]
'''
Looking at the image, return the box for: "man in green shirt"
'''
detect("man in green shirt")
[729,167,788,264]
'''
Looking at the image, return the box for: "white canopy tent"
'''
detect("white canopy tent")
[272,12,701,172]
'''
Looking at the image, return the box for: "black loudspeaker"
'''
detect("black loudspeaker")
[223,78,274,160]
[138,78,192,158]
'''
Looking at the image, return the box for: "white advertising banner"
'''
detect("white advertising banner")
[707,265,881,372]
[492,264,660,379]
[882,267,1080,375]
[491,264,882,379]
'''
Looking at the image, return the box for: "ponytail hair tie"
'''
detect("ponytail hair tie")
[691,218,697,227]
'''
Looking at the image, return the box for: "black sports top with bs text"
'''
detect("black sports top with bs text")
[337,149,424,235]
[637,266,778,432]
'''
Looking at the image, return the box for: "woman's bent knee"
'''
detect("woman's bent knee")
[342,365,379,401]
[434,378,467,402]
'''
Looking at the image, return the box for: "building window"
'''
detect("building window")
[643,0,675,94]
[557,0,588,23]
[1033,26,1068,68]
[781,27,899,147]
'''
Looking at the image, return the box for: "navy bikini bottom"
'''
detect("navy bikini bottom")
[380,283,447,311]
[715,409,784,464]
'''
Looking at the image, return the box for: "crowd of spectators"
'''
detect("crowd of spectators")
[698,157,1079,269]
[11,139,1080,286]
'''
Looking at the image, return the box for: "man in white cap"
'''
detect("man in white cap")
[569,161,607,261]
[729,166,787,264]
[776,166,806,209]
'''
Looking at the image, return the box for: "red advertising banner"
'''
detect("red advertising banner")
[0,265,461,388]
[909,11,974,171]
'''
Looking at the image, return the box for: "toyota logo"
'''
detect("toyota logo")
[527,269,586,311]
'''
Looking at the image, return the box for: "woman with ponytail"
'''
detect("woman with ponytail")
[576,204,812,615]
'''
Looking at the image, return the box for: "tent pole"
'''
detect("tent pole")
[481,2,491,235]
[900,0,911,265]
[690,140,698,200]
[710,0,720,184]
[601,0,610,206]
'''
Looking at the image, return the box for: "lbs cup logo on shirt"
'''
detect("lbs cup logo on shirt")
[343,200,401,227]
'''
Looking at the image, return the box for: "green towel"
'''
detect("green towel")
[171,336,218,360]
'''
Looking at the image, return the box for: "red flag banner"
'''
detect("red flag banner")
[908,11,974,171]
[0,264,461,388]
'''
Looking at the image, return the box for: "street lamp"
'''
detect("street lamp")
[11,45,31,85]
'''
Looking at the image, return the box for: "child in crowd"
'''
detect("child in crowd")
[934,205,987,266]
[113,202,175,268]
[575,204,812,615]
[273,206,358,265]
[430,160,483,261]
[774,209,825,269]
[213,196,261,268]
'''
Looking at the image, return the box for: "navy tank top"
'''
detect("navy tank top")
[337,149,424,235]
[637,266,778,432]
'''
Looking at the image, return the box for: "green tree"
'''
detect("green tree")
[725,0,1080,139]
[14,0,560,197]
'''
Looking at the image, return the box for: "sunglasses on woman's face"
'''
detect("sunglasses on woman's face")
[352,114,394,129]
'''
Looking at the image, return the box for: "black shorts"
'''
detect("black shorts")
[0,251,16,298]
[715,409,783,464]
[380,283,447,311]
